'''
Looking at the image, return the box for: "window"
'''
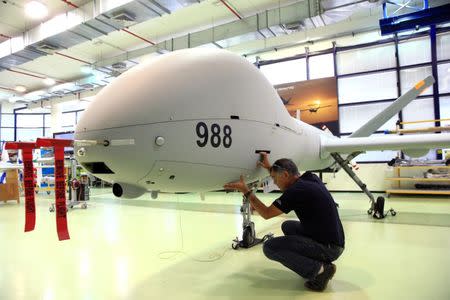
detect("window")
[338,71,397,104]
[398,37,431,66]
[437,32,450,61]
[16,128,44,141]
[439,96,450,127]
[339,101,398,134]
[337,44,396,75]
[16,114,44,128]
[43,128,52,137]
[0,128,14,141]
[1,113,14,127]
[401,98,435,129]
[259,58,307,85]
[438,62,450,94]
[44,114,51,127]
[309,54,334,79]
[400,66,433,95]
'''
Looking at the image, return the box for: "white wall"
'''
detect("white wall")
[322,164,394,191]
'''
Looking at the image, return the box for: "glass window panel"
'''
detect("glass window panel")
[16,128,44,141]
[437,32,450,61]
[43,128,52,138]
[62,112,76,127]
[0,128,14,141]
[259,58,307,85]
[337,44,396,75]
[338,71,397,104]
[402,98,434,129]
[400,66,433,95]
[438,62,450,94]
[398,37,431,66]
[1,114,14,127]
[439,96,450,127]
[309,54,334,79]
[339,101,398,133]
[44,114,51,127]
[16,114,44,128]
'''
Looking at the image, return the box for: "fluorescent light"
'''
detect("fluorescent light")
[8,96,23,103]
[43,77,56,86]
[81,65,93,74]
[49,82,76,93]
[15,85,27,93]
[25,1,48,20]
[24,90,46,101]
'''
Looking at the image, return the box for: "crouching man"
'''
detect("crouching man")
[224,153,345,291]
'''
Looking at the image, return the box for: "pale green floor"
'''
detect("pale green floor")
[1,190,449,300]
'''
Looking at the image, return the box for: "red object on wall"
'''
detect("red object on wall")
[36,138,73,241]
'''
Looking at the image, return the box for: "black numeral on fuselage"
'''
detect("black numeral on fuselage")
[196,122,232,148]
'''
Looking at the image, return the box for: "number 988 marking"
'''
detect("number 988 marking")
[196,122,232,148]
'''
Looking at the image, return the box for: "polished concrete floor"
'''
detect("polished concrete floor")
[0,189,449,300]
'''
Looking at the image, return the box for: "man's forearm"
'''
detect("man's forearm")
[247,193,269,219]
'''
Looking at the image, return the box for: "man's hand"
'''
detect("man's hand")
[258,152,271,170]
[223,175,250,194]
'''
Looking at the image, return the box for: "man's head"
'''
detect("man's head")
[270,158,300,191]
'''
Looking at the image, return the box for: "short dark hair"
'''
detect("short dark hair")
[270,158,299,176]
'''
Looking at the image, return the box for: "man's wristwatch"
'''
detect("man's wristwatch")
[244,190,253,198]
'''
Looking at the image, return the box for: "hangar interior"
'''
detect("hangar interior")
[0,1,449,299]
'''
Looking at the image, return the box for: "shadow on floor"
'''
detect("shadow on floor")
[91,195,450,228]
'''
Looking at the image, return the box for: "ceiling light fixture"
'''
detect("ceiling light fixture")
[81,65,93,74]
[43,77,56,86]
[25,1,48,20]
[15,85,27,93]
[8,96,24,103]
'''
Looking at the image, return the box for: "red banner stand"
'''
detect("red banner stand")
[5,142,37,232]
[36,138,73,241]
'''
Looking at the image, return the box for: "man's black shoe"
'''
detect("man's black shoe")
[304,263,336,292]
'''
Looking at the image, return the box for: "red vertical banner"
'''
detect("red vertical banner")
[53,145,69,241]
[22,148,36,232]
[37,138,73,241]
[5,142,37,232]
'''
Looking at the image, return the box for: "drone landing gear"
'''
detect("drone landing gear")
[232,192,273,250]
[330,153,396,218]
